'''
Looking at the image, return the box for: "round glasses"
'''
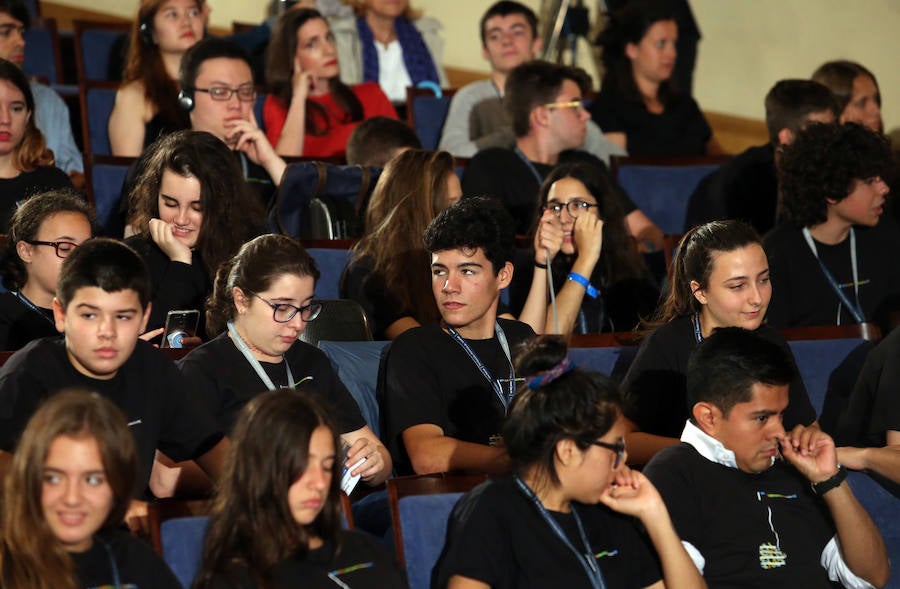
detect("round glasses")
[590,438,626,469]
[546,199,600,218]
[25,240,79,259]
[253,294,322,323]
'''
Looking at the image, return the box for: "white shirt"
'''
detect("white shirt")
[375,40,412,104]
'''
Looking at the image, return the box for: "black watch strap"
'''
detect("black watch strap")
[811,465,847,496]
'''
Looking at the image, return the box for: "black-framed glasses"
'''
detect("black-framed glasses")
[194,84,257,102]
[591,438,626,469]
[25,240,79,258]
[253,294,322,323]
[546,199,600,218]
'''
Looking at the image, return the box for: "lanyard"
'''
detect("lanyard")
[691,312,703,344]
[12,291,54,326]
[801,227,865,324]
[96,535,123,589]
[227,321,295,390]
[514,147,545,186]
[514,476,607,589]
[445,322,516,414]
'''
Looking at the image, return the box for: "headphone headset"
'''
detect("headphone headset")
[139,16,154,46]
[178,89,195,112]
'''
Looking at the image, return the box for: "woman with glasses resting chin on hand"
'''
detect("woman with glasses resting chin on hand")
[178,234,392,488]
[434,336,705,589]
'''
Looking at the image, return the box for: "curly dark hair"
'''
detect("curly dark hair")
[424,196,516,276]
[778,122,895,228]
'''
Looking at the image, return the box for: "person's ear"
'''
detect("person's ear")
[691,402,719,433]
[555,437,577,468]
[139,301,151,334]
[690,279,707,305]
[232,286,249,315]
[531,36,543,58]
[625,41,639,61]
[497,261,514,290]
[481,45,490,62]
[52,297,66,333]
[531,105,550,129]
[776,128,793,146]
[15,240,33,264]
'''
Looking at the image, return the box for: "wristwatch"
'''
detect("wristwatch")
[811,465,847,496]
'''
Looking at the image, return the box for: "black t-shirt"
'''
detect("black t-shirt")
[0,166,73,231]
[589,91,711,157]
[178,332,366,435]
[461,148,637,235]
[0,338,223,495]
[72,528,181,589]
[434,478,661,589]
[685,143,778,235]
[382,319,535,475]
[622,315,816,438]
[764,222,900,330]
[0,291,58,351]
[125,235,211,338]
[643,444,838,588]
[207,530,406,589]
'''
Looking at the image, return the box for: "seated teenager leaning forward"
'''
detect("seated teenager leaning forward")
[264,7,397,158]
[644,327,890,589]
[382,197,536,476]
[0,390,181,588]
[0,238,228,529]
[178,234,391,486]
[0,190,93,351]
[434,336,706,589]
[764,122,899,331]
[622,220,816,466]
[193,391,405,589]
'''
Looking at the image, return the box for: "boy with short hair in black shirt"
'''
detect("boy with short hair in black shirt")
[382,198,535,476]
[0,238,227,530]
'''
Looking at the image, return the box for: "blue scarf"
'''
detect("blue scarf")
[356,15,439,86]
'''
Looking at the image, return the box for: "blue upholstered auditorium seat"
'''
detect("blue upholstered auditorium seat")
[160,516,209,588]
[319,340,389,438]
[395,492,463,589]
[307,248,351,300]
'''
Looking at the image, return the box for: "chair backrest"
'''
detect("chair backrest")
[611,155,729,234]
[79,81,119,156]
[307,247,352,300]
[23,0,38,18]
[787,338,870,417]
[23,18,62,85]
[846,471,900,587]
[388,473,487,589]
[160,516,209,588]
[300,299,373,346]
[406,87,456,150]
[83,155,134,235]
[319,340,389,437]
[73,20,131,82]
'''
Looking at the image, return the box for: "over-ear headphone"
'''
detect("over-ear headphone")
[178,89,195,112]
[139,17,154,46]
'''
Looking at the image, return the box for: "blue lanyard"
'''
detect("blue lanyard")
[514,147,545,186]
[96,535,123,589]
[801,227,865,324]
[514,476,607,589]
[445,322,516,414]
[12,291,55,326]
[691,312,703,344]
[227,321,295,390]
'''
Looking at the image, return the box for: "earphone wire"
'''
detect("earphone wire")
[545,248,559,333]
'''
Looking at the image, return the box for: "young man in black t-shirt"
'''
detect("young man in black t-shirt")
[382,198,535,476]
[643,327,889,589]
[0,238,227,531]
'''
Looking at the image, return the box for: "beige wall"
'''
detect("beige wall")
[419,0,900,133]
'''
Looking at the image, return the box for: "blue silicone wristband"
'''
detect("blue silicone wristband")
[567,272,598,299]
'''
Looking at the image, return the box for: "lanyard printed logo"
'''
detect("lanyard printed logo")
[755,490,798,569]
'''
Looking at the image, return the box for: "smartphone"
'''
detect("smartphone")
[161,309,200,348]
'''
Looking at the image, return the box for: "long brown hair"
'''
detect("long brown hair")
[194,391,342,589]
[265,8,363,137]
[128,130,265,281]
[353,149,454,325]
[0,390,137,589]
[0,59,53,171]
[121,0,202,131]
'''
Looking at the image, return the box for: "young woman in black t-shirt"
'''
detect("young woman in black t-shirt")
[0,390,180,588]
[194,391,405,589]
[435,336,703,589]
[0,190,93,350]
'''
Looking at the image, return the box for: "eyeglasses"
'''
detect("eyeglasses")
[591,438,626,469]
[546,199,599,218]
[25,240,79,258]
[253,294,322,323]
[543,99,586,111]
[194,84,257,102]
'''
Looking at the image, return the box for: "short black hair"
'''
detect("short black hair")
[0,0,29,29]
[687,327,795,418]
[779,122,895,228]
[345,117,421,167]
[423,196,515,276]
[179,37,252,90]
[56,238,151,311]
[480,1,538,47]
[505,60,592,137]
[764,79,837,145]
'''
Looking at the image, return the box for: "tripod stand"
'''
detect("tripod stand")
[541,0,597,67]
